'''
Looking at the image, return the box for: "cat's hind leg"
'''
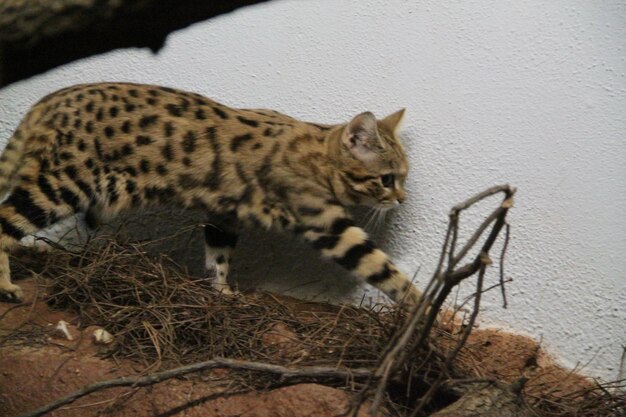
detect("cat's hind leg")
[203,222,239,294]
[0,180,85,300]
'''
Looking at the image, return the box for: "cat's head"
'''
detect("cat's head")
[333,109,409,208]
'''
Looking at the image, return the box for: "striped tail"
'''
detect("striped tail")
[0,131,26,200]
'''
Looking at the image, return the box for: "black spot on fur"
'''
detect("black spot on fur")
[109,107,119,117]
[204,127,221,190]
[161,143,175,161]
[366,264,393,284]
[139,159,151,173]
[74,179,94,201]
[195,108,206,120]
[125,179,137,194]
[136,135,153,146]
[212,106,229,119]
[330,218,355,235]
[104,126,115,138]
[336,242,376,270]
[94,138,104,160]
[0,216,25,240]
[123,166,137,177]
[182,131,197,153]
[156,165,168,175]
[139,115,159,128]
[164,122,175,137]
[64,165,78,180]
[121,120,132,133]
[37,175,60,205]
[237,116,259,127]
[165,104,183,117]
[59,152,74,161]
[5,187,49,228]
[230,133,253,151]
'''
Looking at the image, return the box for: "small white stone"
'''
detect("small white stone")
[54,320,73,341]
[93,328,114,345]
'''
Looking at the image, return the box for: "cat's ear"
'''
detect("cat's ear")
[381,108,406,134]
[342,111,383,164]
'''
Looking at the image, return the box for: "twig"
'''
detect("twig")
[353,184,516,416]
[409,257,488,417]
[499,223,511,308]
[19,357,372,417]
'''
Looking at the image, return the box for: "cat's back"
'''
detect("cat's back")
[21,82,315,149]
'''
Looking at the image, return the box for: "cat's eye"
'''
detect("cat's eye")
[380,174,395,188]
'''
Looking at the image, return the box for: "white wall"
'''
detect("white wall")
[1,0,624,380]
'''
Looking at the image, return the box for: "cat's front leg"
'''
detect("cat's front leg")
[203,222,239,294]
[295,206,422,306]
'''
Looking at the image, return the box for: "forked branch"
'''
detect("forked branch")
[354,184,516,416]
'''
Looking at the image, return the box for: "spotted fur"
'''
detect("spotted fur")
[0,83,421,305]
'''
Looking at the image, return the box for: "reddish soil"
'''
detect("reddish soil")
[0,277,592,416]
[435,317,593,402]
[0,278,373,417]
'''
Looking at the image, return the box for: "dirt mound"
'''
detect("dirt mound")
[1,243,623,417]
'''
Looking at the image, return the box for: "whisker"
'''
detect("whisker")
[363,206,378,231]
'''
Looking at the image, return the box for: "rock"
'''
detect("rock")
[430,380,532,417]
[92,328,114,345]
[51,320,77,341]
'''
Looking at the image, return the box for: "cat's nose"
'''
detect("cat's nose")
[396,190,406,204]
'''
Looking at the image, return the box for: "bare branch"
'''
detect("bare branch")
[19,357,372,417]
[352,184,516,416]
[0,0,271,87]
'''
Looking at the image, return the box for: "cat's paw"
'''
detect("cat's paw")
[0,282,24,303]
[397,285,425,311]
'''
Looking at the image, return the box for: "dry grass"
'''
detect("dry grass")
[8,232,625,417]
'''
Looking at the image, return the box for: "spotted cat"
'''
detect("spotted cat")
[0,83,421,305]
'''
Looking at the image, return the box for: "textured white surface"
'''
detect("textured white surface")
[0,0,624,380]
